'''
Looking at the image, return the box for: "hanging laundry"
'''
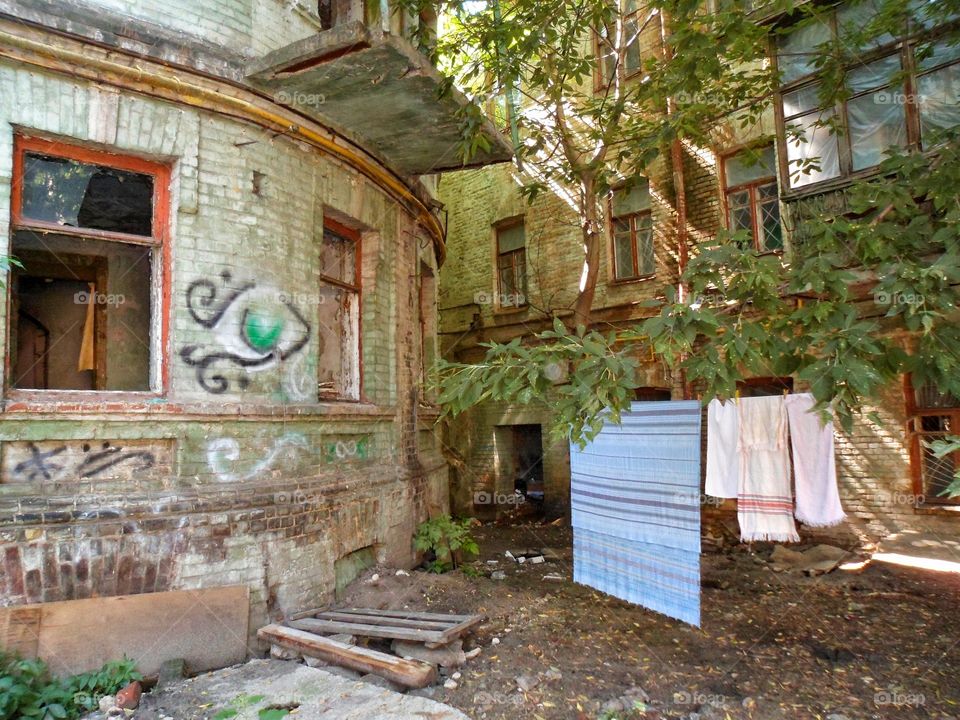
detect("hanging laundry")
[737,395,799,543]
[570,401,702,627]
[705,398,739,499]
[785,393,845,527]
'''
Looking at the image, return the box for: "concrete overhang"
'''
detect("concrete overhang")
[246,22,514,176]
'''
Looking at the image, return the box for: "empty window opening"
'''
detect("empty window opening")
[318,219,361,401]
[634,387,672,401]
[9,137,166,392]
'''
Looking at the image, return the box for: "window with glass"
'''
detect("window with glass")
[775,1,960,190]
[318,220,361,400]
[610,180,654,281]
[9,136,167,393]
[596,0,642,87]
[495,220,527,308]
[906,377,960,504]
[723,147,783,252]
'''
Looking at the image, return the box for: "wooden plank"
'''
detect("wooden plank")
[315,611,454,631]
[289,617,447,644]
[0,606,41,657]
[436,614,486,644]
[35,586,249,677]
[340,608,478,623]
[259,624,436,689]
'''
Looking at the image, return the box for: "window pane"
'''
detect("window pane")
[625,15,641,74]
[11,231,153,391]
[847,90,908,170]
[636,215,654,275]
[759,192,783,252]
[921,439,956,499]
[837,0,896,47]
[778,19,832,84]
[497,222,525,252]
[731,204,753,234]
[613,230,635,279]
[21,153,154,237]
[612,179,650,216]
[320,228,357,285]
[724,146,776,187]
[782,83,824,117]
[917,59,960,146]
[846,55,901,94]
[785,109,841,187]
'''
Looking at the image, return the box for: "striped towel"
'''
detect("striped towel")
[737,396,799,543]
[571,401,702,626]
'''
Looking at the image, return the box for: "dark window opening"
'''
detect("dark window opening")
[736,377,794,397]
[634,387,672,401]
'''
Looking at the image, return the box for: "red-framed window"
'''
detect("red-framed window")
[722,146,782,253]
[610,180,654,281]
[318,218,362,401]
[8,135,170,394]
[905,375,960,505]
[495,219,527,309]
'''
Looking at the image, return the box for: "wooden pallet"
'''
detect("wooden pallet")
[287,608,484,649]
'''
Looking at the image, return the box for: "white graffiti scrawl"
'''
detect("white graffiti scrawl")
[206,433,309,483]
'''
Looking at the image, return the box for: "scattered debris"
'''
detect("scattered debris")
[543,573,564,581]
[156,658,186,688]
[443,678,459,690]
[491,570,506,580]
[505,549,547,564]
[516,674,540,692]
[115,680,141,710]
[392,639,467,668]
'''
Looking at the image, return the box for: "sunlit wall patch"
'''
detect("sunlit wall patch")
[180,271,312,395]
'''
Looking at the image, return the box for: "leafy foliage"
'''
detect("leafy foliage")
[0,653,140,720]
[414,515,480,572]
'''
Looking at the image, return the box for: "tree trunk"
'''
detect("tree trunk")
[571,176,601,329]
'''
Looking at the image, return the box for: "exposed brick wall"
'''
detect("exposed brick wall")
[0,24,449,648]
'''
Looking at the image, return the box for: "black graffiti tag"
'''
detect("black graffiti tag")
[13,443,66,481]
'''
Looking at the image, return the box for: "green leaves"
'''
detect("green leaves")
[414,515,479,572]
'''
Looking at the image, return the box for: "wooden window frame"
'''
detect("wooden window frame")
[494,218,527,311]
[904,374,960,506]
[721,148,782,254]
[609,204,654,282]
[7,134,171,400]
[772,13,960,196]
[319,218,363,402]
[593,3,644,92]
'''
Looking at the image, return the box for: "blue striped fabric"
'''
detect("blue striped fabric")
[570,401,702,626]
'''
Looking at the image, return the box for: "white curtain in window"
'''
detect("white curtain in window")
[786,110,840,187]
[847,91,908,170]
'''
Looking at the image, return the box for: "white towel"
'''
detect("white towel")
[737,396,799,543]
[706,399,739,498]
[785,393,845,527]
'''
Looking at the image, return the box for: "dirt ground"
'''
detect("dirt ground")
[340,521,960,720]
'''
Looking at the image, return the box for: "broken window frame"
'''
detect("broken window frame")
[904,375,960,506]
[318,218,362,402]
[772,9,960,194]
[7,135,170,398]
[494,219,528,310]
[721,146,783,254]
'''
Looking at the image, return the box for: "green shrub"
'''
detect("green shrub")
[0,653,140,720]
[413,515,479,572]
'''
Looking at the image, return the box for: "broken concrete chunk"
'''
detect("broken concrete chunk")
[543,573,564,581]
[443,678,458,690]
[516,674,540,692]
[491,570,506,580]
[392,639,467,669]
[270,643,301,660]
[770,544,848,575]
[157,658,187,687]
[304,655,329,668]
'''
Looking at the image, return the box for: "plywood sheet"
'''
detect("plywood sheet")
[0,586,249,677]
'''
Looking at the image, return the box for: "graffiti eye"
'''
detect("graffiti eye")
[180,275,312,394]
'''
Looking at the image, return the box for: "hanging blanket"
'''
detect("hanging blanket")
[570,401,702,626]
[785,393,845,527]
[737,396,799,543]
[705,398,739,498]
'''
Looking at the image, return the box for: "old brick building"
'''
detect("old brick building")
[0,0,509,662]
[437,1,960,546]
